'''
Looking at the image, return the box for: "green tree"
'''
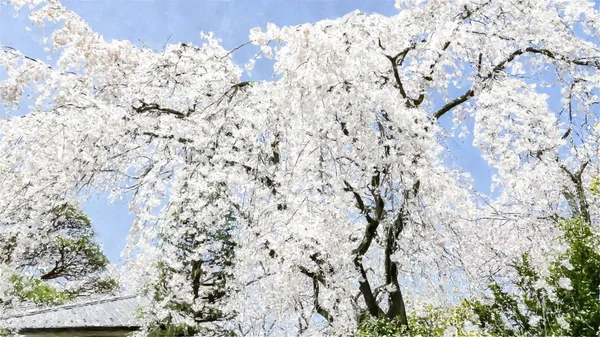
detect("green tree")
[144,211,237,337]
[0,204,118,306]
[357,302,489,337]
[469,217,600,336]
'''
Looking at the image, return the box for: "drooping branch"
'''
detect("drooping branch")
[560,162,590,224]
[312,277,333,323]
[431,45,521,119]
[1,46,57,72]
[344,180,383,317]
[142,131,193,144]
[433,46,600,119]
[298,265,326,286]
[225,160,279,195]
[378,3,486,113]
[423,41,451,82]
[524,47,600,69]
[384,46,412,100]
[344,181,375,225]
[298,265,333,323]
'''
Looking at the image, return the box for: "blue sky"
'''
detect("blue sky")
[1,0,546,263]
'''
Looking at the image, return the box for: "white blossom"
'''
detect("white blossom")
[558,277,573,291]
[0,0,599,335]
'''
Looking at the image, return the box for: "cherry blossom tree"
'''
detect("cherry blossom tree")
[0,0,599,335]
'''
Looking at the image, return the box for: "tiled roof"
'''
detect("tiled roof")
[0,295,147,331]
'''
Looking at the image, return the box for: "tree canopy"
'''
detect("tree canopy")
[0,204,117,307]
[0,0,599,335]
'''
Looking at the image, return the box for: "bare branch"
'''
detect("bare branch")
[133,102,188,118]
[432,47,600,119]
[432,89,474,119]
[222,41,253,59]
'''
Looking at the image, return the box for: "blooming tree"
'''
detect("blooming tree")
[0,0,599,335]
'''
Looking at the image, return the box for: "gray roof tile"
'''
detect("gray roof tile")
[0,295,148,330]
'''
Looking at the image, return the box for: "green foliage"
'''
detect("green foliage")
[408,304,488,337]
[469,217,600,336]
[357,315,408,337]
[56,235,110,276]
[143,211,237,336]
[97,277,119,292]
[53,204,92,228]
[590,177,600,195]
[7,274,72,305]
[40,204,112,284]
[357,303,488,337]
[358,217,600,337]
[1,204,117,307]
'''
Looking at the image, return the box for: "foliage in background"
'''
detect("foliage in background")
[469,217,600,336]
[7,275,72,305]
[139,210,237,337]
[357,302,489,337]
[0,204,118,307]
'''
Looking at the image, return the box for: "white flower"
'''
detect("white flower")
[560,259,574,271]
[547,289,558,302]
[558,277,573,290]
[443,327,457,337]
[557,316,570,330]
[260,45,273,59]
[245,59,256,73]
[533,278,548,290]
[249,27,266,45]
[529,315,542,327]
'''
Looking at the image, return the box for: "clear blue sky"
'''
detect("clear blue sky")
[0,0,496,263]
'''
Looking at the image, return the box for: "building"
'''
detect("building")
[0,296,146,337]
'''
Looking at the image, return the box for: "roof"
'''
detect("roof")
[0,295,147,332]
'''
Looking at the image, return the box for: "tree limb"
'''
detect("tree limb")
[133,102,188,118]
[433,46,600,119]
[432,89,475,119]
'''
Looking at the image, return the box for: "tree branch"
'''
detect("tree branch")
[343,180,383,317]
[433,46,600,119]
[432,89,475,119]
[133,102,189,118]
[344,181,375,225]
[312,277,334,323]
[142,132,193,144]
[382,42,425,108]
[524,47,600,68]
[560,162,591,224]
[298,265,333,323]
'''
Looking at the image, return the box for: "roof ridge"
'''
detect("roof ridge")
[0,294,141,320]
